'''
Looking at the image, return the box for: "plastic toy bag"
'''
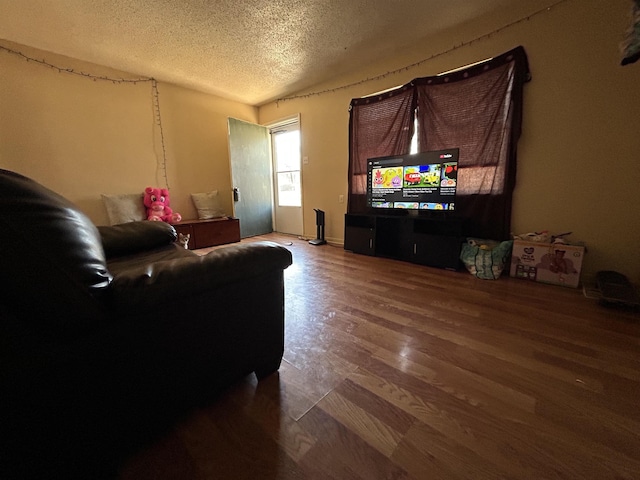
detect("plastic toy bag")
[460,238,514,280]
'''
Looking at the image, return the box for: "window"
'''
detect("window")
[272,125,301,207]
[348,46,530,240]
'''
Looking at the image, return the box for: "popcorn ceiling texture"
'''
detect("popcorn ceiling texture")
[0,0,527,105]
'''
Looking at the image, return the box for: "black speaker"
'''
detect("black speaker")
[309,209,327,245]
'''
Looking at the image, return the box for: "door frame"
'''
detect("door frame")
[266,114,304,235]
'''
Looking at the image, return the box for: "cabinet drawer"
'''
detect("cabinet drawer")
[172,218,240,249]
[192,219,241,249]
[412,234,463,270]
[345,226,375,255]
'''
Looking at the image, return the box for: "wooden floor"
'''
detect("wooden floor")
[120,233,640,480]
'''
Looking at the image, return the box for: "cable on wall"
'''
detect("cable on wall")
[0,43,172,190]
[275,0,570,104]
[151,79,170,189]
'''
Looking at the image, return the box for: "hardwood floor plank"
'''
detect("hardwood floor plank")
[118,235,640,479]
[181,396,305,480]
[333,379,416,434]
[297,406,410,480]
[231,373,317,463]
[349,365,639,479]
[371,344,539,415]
[317,390,403,457]
[393,421,519,480]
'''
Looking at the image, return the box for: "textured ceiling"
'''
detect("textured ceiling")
[1,0,527,105]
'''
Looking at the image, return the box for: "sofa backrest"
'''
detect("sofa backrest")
[0,169,112,332]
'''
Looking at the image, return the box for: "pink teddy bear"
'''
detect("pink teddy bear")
[143,187,182,223]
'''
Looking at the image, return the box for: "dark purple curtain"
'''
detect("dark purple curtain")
[348,85,415,212]
[347,46,530,240]
[416,47,529,240]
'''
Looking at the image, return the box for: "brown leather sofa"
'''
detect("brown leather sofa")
[0,169,292,479]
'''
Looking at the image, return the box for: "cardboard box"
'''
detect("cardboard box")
[510,240,585,288]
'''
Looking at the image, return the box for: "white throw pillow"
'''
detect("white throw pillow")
[190,190,225,220]
[101,193,146,225]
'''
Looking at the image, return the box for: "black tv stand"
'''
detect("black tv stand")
[344,213,464,270]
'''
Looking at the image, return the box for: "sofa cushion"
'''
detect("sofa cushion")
[108,241,292,313]
[101,193,147,225]
[0,169,111,330]
[98,221,177,259]
[190,190,226,219]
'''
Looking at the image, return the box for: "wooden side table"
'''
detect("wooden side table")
[172,217,240,249]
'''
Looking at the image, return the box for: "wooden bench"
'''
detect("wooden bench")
[172,217,240,250]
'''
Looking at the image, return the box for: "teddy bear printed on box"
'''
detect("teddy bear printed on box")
[144,187,182,223]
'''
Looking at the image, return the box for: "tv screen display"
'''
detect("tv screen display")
[366,148,459,211]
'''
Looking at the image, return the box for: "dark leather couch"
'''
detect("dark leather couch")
[0,169,292,478]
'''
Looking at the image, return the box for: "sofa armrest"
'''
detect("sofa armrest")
[98,221,177,258]
[108,241,292,313]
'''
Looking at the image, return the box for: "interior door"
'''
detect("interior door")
[271,119,303,235]
[228,117,273,238]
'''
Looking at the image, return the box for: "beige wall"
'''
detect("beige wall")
[259,0,640,284]
[1,0,639,284]
[0,40,257,225]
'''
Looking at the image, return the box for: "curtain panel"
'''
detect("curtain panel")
[347,46,530,240]
[348,85,415,213]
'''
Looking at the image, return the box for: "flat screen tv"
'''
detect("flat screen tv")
[366,148,459,212]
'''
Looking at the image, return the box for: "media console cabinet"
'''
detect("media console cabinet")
[172,217,241,250]
[344,213,464,270]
